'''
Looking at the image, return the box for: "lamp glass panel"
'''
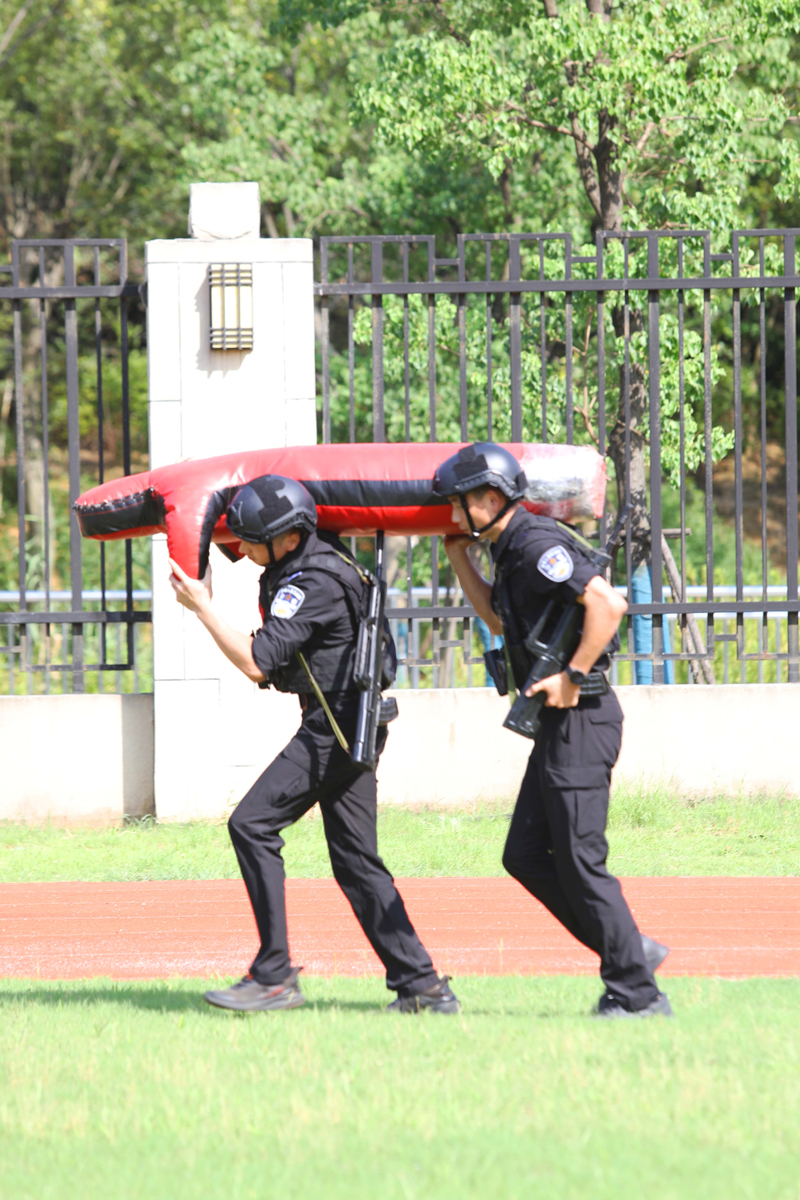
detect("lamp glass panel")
[210,279,223,330]
[223,284,239,331]
[238,282,253,330]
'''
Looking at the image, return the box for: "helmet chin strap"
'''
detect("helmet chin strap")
[460,494,515,539]
[265,539,276,566]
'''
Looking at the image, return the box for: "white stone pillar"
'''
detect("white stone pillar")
[146,183,315,821]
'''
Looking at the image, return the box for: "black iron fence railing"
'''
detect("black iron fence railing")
[315,230,800,686]
[3,230,798,692]
[0,238,149,694]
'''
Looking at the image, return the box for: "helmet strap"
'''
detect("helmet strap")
[266,540,276,566]
[460,495,480,540]
[460,494,516,539]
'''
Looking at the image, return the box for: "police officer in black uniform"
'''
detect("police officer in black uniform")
[169,473,460,1015]
[433,444,672,1018]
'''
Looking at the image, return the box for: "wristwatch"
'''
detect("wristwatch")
[565,665,589,687]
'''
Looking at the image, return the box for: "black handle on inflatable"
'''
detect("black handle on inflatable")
[197,486,241,577]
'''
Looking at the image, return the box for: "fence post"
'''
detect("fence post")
[647,234,665,685]
[146,183,316,820]
[784,235,799,683]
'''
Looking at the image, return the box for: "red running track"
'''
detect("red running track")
[1,877,798,980]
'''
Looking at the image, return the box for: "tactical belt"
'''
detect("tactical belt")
[577,670,610,696]
[296,655,399,756]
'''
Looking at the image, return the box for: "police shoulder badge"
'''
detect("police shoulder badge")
[537,545,574,582]
[270,584,306,619]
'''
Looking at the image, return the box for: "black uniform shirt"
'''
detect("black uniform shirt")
[250,531,360,716]
[490,507,614,672]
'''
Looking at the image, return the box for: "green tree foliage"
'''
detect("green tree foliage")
[281,0,800,563]
[171,6,587,240]
[281,0,800,235]
[1,0,799,601]
[0,0,237,251]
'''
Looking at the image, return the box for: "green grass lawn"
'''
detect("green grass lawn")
[0,976,797,1200]
[1,787,799,881]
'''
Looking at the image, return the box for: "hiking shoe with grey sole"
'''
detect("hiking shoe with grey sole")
[387,976,461,1014]
[641,934,670,974]
[204,967,305,1012]
[594,990,674,1019]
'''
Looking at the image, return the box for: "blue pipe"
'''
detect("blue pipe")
[630,563,674,684]
[475,617,503,686]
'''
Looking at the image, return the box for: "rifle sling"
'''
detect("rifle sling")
[296,651,350,754]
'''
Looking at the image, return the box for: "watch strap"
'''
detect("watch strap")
[566,665,589,686]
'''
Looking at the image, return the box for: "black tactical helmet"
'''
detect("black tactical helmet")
[432,442,527,537]
[226,474,317,546]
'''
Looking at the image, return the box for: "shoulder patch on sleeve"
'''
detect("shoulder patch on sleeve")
[537,545,574,582]
[270,584,306,619]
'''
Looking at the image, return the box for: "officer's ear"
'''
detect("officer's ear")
[473,485,503,514]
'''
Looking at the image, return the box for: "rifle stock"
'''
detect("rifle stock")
[351,530,388,772]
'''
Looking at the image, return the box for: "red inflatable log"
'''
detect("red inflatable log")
[74,443,606,578]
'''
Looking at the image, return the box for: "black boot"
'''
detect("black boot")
[594,990,674,1019]
[386,976,461,1014]
[204,967,305,1012]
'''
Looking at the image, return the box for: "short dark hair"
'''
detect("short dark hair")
[447,483,505,503]
[468,483,502,500]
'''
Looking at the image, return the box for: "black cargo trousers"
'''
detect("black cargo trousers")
[227,697,439,997]
[502,690,659,1011]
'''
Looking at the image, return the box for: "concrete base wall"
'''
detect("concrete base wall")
[0,694,154,825]
[3,684,798,825]
[176,681,800,811]
[378,684,800,804]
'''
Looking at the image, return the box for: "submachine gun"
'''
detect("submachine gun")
[351,530,398,772]
[500,505,631,741]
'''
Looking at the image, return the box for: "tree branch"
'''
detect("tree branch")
[0,0,32,59]
[0,0,65,68]
[634,120,656,154]
[263,206,280,239]
[425,0,470,43]
[502,102,591,145]
[570,115,603,220]
[664,35,730,64]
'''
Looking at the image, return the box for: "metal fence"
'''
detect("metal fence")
[316,230,800,686]
[2,229,798,693]
[0,238,150,695]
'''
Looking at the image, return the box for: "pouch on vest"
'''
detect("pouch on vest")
[484,647,508,696]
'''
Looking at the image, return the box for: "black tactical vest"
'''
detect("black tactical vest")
[259,534,370,695]
[493,515,607,691]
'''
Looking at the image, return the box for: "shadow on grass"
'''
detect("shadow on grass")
[0,984,393,1015]
[0,984,209,1013]
[0,985,560,1018]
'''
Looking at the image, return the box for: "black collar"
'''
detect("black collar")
[261,530,314,590]
[491,507,528,564]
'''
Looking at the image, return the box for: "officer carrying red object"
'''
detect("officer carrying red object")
[433,443,673,1019]
[169,473,460,1015]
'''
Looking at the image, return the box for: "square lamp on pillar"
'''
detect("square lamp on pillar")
[209,263,254,350]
